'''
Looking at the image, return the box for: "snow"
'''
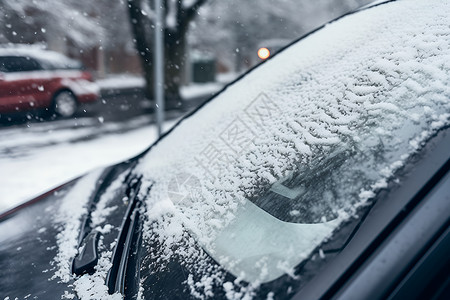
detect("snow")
[3,70,86,81]
[133,0,450,298]
[166,0,177,29]
[67,172,127,300]
[180,82,225,99]
[90,170,127,227]
[0,117,177,212]
[51,169,126,300]
[97,75,145,90]
[1,0,448,298]
[34,119,175,300]
[61,78,100,97]
[0,45,82,70]
[51,169,104,284]
[97,73,236,99]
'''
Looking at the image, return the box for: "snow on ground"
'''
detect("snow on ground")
[97,73,238,99]
[180,82,225,99]
[0,117,176,212]
[97,75,145,90]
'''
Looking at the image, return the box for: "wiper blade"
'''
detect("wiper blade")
[109,206,141,294]
[106,175,143,295]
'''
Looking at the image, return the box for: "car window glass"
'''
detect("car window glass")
[0,56,42,72]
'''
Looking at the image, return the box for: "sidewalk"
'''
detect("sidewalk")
[95,75,227,123]
[97,74,233,99]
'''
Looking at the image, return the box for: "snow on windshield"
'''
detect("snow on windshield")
[136,0,450,298]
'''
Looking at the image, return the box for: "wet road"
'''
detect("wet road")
[0,87,210,127]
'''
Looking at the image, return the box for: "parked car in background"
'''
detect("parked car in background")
[0,0,449,299]
[0,47,99,118]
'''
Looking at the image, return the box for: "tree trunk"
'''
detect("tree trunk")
[127,0,206,109]
[164,29,186,109]
[127,0,154,101]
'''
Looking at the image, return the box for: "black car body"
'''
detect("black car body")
[1,0,449,299]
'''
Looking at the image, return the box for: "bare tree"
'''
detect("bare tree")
[0,0,104,48]
[127,0,207,106]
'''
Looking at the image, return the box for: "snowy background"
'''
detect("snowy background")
[0,116,177,212]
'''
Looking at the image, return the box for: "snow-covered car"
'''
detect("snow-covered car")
[0,47,99,118]
[1,0,450,299]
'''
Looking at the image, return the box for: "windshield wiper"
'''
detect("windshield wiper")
[72,166,118,276]
[106,174,144,295]
[71,162,145,291]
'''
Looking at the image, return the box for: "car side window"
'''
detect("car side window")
[0,56,42,72]
[0,57,8,72]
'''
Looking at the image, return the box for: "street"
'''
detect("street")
[0,84,218,212]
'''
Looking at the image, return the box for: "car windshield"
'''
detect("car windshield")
[134,0,450,291]
[1,0,450,299]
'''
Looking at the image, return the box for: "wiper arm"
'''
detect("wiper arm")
[72,231,101,275]
[72,166,118,276]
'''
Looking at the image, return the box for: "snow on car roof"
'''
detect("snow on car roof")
[0,46,56,58]
[0,45,81,68]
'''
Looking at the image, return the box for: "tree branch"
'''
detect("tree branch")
[141,1,156,22]
[184,0,208,23]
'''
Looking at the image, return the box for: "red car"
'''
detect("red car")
[0,47,99,118]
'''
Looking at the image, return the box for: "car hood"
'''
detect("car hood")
[0,160,135,299]
[0,178,81,299]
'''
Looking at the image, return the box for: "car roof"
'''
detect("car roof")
[0,46,80,67]
[0,46,56,57]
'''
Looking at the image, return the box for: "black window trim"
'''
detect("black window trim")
[334,165,450,300]
[293,127,450,300]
